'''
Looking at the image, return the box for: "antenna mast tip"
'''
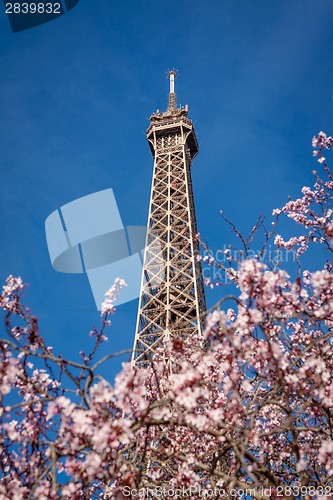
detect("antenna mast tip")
[166,69,178,95]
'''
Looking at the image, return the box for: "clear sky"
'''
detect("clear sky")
[1,0,333,381]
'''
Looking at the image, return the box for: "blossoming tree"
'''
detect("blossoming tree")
[1,133,333,499]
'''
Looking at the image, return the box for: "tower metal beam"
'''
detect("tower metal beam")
[132,74,206,368]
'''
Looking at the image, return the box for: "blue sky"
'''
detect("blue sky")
[1,0,333,381]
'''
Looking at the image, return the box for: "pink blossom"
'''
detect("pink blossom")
[1,134,333,496]
[101,278,127,315]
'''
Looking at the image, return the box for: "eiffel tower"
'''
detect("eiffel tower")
[132,71,206,368]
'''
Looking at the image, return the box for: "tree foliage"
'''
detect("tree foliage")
[1,133,333,499]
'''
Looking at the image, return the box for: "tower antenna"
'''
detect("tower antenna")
[166,69,178,111]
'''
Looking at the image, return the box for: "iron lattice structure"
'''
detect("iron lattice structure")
[132,72,206,367]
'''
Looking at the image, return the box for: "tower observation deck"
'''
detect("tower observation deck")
[132,71,206,367]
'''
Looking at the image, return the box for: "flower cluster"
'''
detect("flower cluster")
[101,278,127,316]
[313,131,333,164]
[271,139,333,259]
[0,275,24,313]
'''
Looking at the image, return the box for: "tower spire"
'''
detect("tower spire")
[167,69,177,112]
